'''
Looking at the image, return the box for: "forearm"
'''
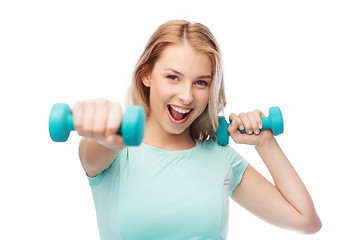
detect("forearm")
[255,138,318,220]
[79,138,122,177]
[228,109,321,233]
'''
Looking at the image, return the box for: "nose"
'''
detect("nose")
[178,84,193,105]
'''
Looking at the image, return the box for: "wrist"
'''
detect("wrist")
[255,134,277,150]
[99,138,125,152]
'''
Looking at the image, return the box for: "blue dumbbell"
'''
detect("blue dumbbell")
[49,103,146,146]
[216,106,284,146]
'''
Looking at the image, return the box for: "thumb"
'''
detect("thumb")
[104,135,125,150]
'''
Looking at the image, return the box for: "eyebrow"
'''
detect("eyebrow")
[164,68,212,80]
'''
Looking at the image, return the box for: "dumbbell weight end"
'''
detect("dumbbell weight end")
[49,103,74,142]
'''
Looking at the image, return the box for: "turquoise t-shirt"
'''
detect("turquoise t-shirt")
[87,139,248,240]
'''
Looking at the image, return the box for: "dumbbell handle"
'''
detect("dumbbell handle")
[64,114,75,132]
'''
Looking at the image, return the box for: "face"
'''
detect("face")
[142,43,212,137]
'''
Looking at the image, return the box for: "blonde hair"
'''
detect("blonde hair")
[127,20,226,140]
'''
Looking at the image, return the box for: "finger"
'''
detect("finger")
[82,101,96,139]
[247,111,260,135]
[230,113,244,131]
[236,116,244,131]
[253,109,263,129]
[260,110,266,118]
[73,101,85,136]
[105,102,122,136]
[256,109,266,129]
[93,100,110,140]
[228,112,237,123]
[238,112,252,134]
[227,113,239,137]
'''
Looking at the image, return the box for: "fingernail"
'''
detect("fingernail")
[259,124,262,129]
[239,125,244,130]
[255,130,260,135]
[248,130,253,134]
[231,119,236,126]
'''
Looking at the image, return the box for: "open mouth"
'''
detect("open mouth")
[167,105,193,123]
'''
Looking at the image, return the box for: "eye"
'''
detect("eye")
[167,75,178,81]
[195,80,208,86]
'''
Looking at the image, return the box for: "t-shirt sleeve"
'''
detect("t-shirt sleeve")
[221,145,249,197]
[86,149,125,188]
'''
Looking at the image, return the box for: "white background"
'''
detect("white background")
[1,0,359,239]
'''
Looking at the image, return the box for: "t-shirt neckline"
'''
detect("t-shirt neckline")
[140,139,200,155]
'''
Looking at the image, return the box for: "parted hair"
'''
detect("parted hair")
[127,20,226,140]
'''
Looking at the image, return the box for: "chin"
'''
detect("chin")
[165,118,195,136]
[165,122,191,135]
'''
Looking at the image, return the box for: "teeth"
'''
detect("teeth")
[170,105,191,114]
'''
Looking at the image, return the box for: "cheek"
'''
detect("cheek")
[149,79,170,105]
[197,90,210,108]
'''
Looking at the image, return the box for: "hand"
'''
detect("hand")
[72,99,125,150]
[227,109,275,146]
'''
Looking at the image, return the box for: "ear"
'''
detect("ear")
[142,73,151,87]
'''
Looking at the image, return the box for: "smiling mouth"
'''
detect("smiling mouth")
[167,105,192,121]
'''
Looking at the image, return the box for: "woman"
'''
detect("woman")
[73,20,321,239]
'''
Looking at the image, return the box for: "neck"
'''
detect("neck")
[142,117,195,151]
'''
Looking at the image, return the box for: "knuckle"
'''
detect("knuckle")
[106,125,118,134]
[73,100,84,108]
[111,101,122,111]
[246,111,253,116]
[93,127,105,136]
[254,109,262,117]
[238,112,246,119]
[229,113,237,121]
[97,98,110,106]
[84,100,94,110]
[82,124,93,134]
[73,122,82,132]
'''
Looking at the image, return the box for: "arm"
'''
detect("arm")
[79,138,123,178]
[228,110,322,234]
[73,99,126,178]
